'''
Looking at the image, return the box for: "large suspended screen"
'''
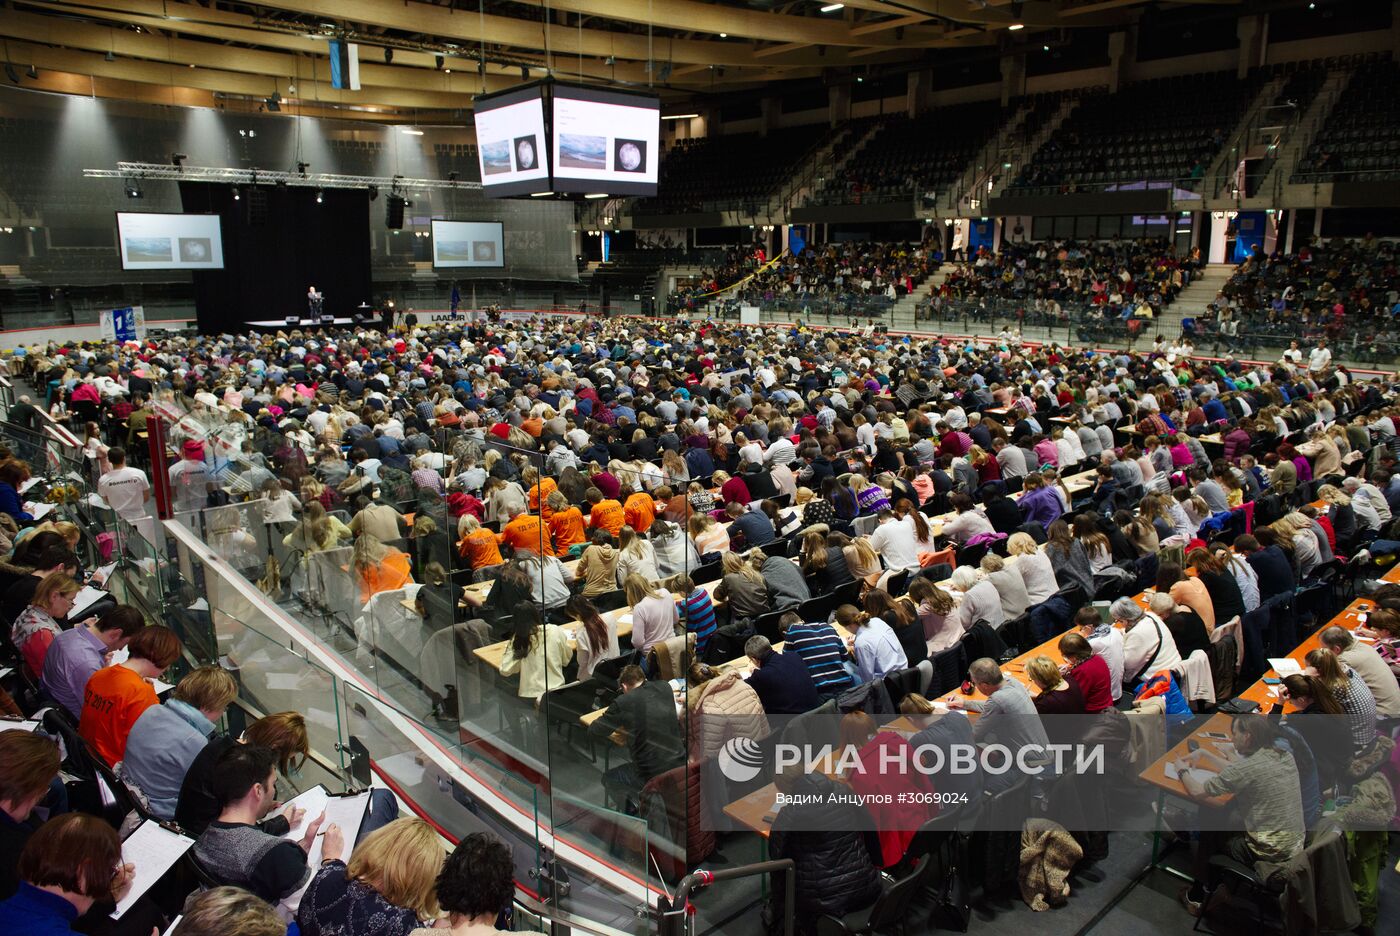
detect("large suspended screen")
[473,85,550,198]
[431,220,505,268]
[550,85,660,196]
[116,212,224,270]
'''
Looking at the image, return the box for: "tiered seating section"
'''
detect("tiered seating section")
[636,125,829,215]
[1295,57,1400,182]
[1010,72,1262,193]
[807,102,1008,207]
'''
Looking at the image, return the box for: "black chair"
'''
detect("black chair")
[798,592,836,624]
[884,569,911,598]
[815,855,931,936]
[541,677,606,761]
[691,560,723,585]
[882,666,923,708]
[754,609,787,644]
[592,589,629,612]
[955,542,988,569]
[831,578,863,608]
[927,643,968,697]
[999,613,1035,656]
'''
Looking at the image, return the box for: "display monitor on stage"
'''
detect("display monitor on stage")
[550,85,660,196]
[430,220,505,269]
[116,212,225,270]
[473,85,550,198]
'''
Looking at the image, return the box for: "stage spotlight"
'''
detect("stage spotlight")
[170,152,186,168]
[104,50,115,62]
[232,186,240,200]
[124,178,143,198]
[384,48,394,63]
[297,161,309,177]
[315,190,323,203]
[435,54,445,70]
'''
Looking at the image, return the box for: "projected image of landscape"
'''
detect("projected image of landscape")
[481,141,512,175]
[124,238,173,262]
[559,133,607,169]
[436,241,475,262]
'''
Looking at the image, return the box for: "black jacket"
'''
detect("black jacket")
[590,681,684,783]
[748,649,821,715]
[176,736,292,838]
[769,773,882,929]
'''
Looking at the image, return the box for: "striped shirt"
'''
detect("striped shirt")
[679,588,717,656]
[782,622,856,693]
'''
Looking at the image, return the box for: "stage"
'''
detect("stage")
[245,318,355,331]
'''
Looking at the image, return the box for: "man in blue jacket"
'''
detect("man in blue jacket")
[744,636,820,715]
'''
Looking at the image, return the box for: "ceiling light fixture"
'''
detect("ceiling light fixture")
[1007,23,1024,31]
[662,113,700,120]
[530,191,553,197]
[719,33,727,38]
[585,193,609,199]
[820,3,844,11]
[402,128,424,135]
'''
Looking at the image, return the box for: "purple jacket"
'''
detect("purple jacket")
[1018,486,1064,528]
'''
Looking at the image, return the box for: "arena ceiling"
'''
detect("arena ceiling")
[0,1,1314,122]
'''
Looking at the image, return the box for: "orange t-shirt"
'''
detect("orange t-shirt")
[549,506,587,554]
[499,513,556,557]
[528,477,559,517]
[79,665,158,766]
[520,417,544,438]
[588,499,626,536]
[358,550,414,603]
[459,528,505,570]
[623,492,657,534]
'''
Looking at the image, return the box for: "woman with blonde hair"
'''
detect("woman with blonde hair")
[10,571,81,675]
[1317,483,1358,549]
[688,512,730,558]
[351,534,414,604]
[283,500,350,554]
[1026,656,1085,718]
[299,817,446,936]
[615,525,660,586]
[661,449,690,488]
[843,534,884,589]
[715,551,770,622]
[906,577,959,654]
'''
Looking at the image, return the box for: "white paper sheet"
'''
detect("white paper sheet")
[18,476,42,495]
[152,678,174,695]
[306,791,371,866]
[1163,762,1217,787]
[112,820,194,919]
[70,585,110,618]
[279,785,330,841]
[1267,658,1302,676]
[107,646,129,666]
[26,502,55,521]
[0,719,39,733]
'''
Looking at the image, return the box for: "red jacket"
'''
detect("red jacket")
[1069,654,1115,713]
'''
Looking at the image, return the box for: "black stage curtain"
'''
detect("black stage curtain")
[180,182,371,333]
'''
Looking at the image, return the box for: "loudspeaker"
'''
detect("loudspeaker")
[385,194,405,229]
[245,187,269,226]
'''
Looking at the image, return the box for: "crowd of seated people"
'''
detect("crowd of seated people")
[1202,236,1400,353]
[729,241,941,304]
[7,302,1400,930]
[926,238,1198,323]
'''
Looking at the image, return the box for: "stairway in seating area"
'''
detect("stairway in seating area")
[1150,262,1235,334]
